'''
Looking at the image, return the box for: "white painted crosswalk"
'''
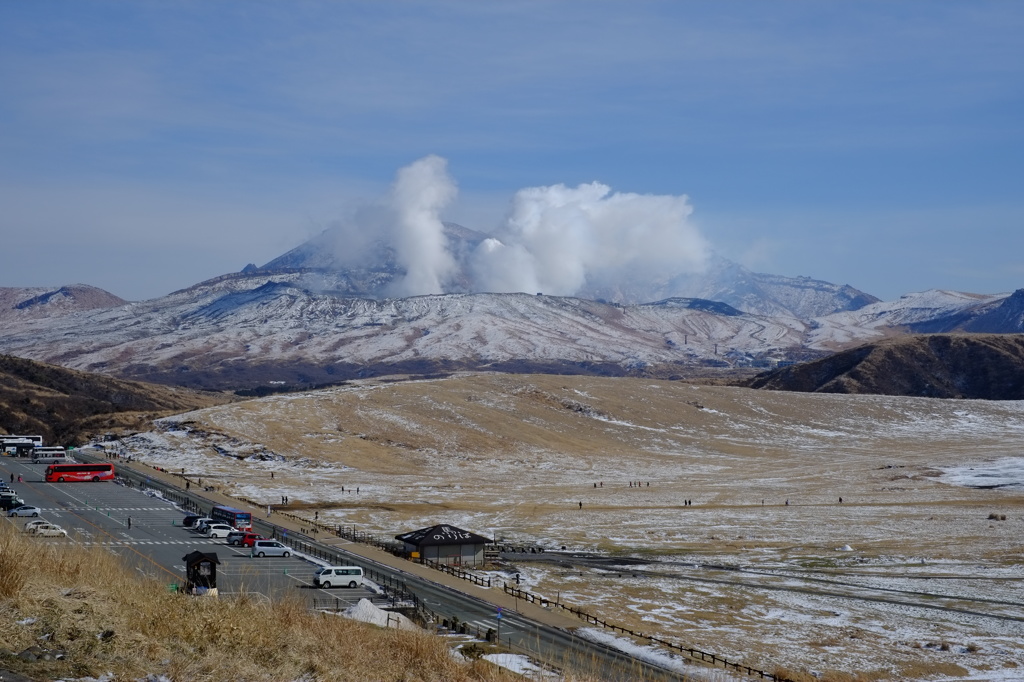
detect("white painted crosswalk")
[45,507,172,512]
[73,539,223,546]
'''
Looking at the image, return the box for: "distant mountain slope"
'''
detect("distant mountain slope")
[805,290,1008,350]
[0,272,810,390]
[961,289,1024,333]
[0,355,233,445]
[0,284,127,322]
[639,255,879,319]
[743,334,1024,399]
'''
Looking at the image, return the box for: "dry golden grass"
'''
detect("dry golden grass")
[122,373,1024,680]
[0,523,531,681]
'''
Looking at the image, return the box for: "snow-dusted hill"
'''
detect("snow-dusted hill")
[0,272,810,388]
[0,284,126,322]
[0,271,1017,390]
[805,289,1008,350]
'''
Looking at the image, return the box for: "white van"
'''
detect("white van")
[32,447,71,464]
[313,565,364,588]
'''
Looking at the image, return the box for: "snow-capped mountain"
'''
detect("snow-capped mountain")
[0,271,811,389]
[805,289,1009,350]
[0,224,1020,391]
[0,264,1017,391]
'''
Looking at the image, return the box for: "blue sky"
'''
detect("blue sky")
[1,1,1022,302]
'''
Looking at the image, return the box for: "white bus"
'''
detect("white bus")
[31,446,72,464]
[1,436,43,456]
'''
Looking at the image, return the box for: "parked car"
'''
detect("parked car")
[0,497,25,511]
[33,524,67,537]
[181,514,203,528]
[313,565,364,589]
[8,505,41,517]
[225,530,247,545]
[23,519,50,533]
[204,523,236,539]
[250,540,291,558]
[192,517,214,532]
[240,533,265,548]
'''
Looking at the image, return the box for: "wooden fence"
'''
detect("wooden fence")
[422,558,492,587]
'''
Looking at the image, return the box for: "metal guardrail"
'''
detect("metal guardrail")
[502,584,794,681]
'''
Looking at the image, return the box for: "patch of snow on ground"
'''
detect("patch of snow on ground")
[940,457,1024,490]
[480,653,561,679]
[339,598,418,630]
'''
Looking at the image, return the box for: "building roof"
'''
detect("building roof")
[182,550,220,565]
[395,524,492,547]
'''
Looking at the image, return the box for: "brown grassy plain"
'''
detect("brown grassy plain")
[125,373,1024,681]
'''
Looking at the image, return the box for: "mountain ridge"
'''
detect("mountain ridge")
[743,333,1024,399]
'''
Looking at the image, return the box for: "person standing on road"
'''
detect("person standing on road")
[127,516,132,529]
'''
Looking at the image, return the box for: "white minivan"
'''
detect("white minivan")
[313,565,364,588]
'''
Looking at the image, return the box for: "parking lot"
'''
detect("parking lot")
[1,457,381,608]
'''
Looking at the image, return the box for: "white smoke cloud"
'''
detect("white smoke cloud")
[470,181,709,296]
[388,155,458,297]
[326,155,710,301]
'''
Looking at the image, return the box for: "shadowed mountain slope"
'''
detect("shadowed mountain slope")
[743,334,1024,399]
[0,355,233,445]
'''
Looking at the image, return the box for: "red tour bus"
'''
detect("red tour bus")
[210,505,252,531]
[45,462,115,482]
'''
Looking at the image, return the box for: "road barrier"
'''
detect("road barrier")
[503,584,793,681]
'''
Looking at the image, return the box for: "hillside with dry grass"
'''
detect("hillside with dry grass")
[0,354,234,445]
[117,373,1024,680]
[742,333,1024,398]
[0,523,524,682]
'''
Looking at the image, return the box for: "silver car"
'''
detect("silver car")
[8,505,41,517]
[250,540,291,558]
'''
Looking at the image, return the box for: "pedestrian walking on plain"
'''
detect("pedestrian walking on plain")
[127,516,132,530]
[17,474,22,483]
[186,480,190,490]
[578,501,583,510]
[839,497,843,504]
[271,471,274,479]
